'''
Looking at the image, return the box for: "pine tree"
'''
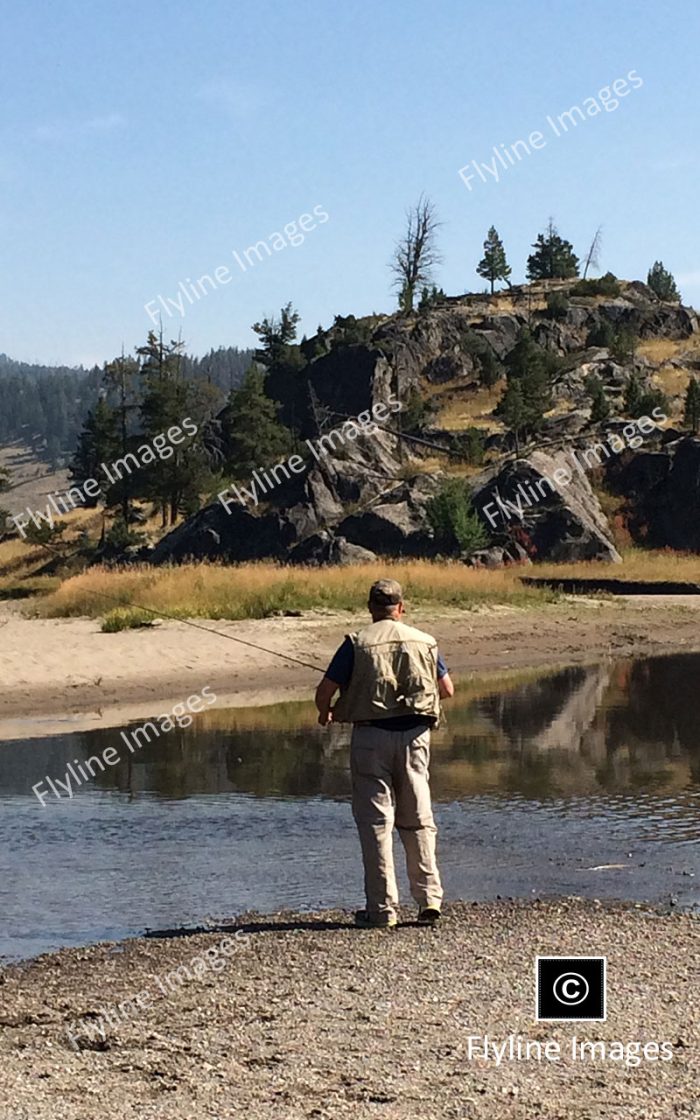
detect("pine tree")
[0,466,10,536]
[252,303,301,366]
[221,367,295,477]
[498,381,528,454]
[476,226,511,294]
[684,377,700,433]
[623,373,644,417]
[526,219,579,280]
[70,397,119,506]
[426,478,487,555]
[498,330,554,450]
[586,375,611,422]
[137,330,206,526]
[103,352,140,522]
[647,261,680,302]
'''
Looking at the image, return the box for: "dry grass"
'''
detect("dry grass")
[0,537,39,571]
[435,383,504,431]
[31,549,700,625]
[636,338,681,363]
[0,538,56,598]
[37,559,554,623]
[535,548,700,583]
[653,363,692,405]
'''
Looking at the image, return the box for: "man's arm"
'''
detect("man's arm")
[315,677,339,726]
[439,672,455,700]
[437,650,454,700]
[315,636,354,726]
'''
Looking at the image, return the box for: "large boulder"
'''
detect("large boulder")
[471,449,621,563]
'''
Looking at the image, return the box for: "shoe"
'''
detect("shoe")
[417,907,441,925]
[354,909,397,929]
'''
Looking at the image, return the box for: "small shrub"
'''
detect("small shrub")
[426,479,488,555]
[418,285,447,311]
[453,427,486,465]
[545,291,569,320]
[401,387,436,433]
[103,518,146,555]
[623,373,668,419]
[101,607,156,632]
[585,374,611,422]
[24,521,67,546]
[610,329,638,364]
[572,272,621,297]
[460,329,503,387]
[586,320,616,349]
[329,314,374,347]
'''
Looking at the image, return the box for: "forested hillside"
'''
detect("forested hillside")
[0,347,252,462]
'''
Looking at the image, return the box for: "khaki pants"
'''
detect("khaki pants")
[350,723,443,919]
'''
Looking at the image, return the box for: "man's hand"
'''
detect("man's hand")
[315,676,339,728]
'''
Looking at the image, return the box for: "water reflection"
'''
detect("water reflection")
[2,657,697,805]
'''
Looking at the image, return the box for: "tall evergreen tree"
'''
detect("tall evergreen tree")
[0,466,10,535]
[498,380,528,454]
[69,397,119,506]
[221,367,295,477]
[476,226,511,294]
[647,261,680,302]
[103,351,140,522]
[252,303,301,366]
[623,373,644,417]
[498,330,553,450]
[684,376,700,433]
[526,219,579,280]
[137,330,206,526]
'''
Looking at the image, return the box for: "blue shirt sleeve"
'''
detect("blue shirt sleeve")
[325,636,355,686]
[437,652,448,679]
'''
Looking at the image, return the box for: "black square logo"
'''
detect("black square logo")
[536,956,606,1021]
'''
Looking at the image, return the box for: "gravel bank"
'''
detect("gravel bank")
[1,899,697,1119]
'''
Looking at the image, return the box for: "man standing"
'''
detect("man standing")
[315,579,454,929]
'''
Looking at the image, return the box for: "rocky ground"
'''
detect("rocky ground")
[0,899,697,1120]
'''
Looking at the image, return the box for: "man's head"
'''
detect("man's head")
[368,578,404,621]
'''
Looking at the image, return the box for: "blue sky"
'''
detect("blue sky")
[1,0,698,366]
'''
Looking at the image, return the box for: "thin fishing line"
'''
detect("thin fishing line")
[27,539,327,674]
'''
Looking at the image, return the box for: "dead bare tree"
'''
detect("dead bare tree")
[390,194,442,313]
[582,226,603,280]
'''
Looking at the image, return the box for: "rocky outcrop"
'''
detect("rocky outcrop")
[606,435,700,550]
[150,430,405,565]
[148,281,700,569]
[470,449,622,563]
[337,475,440,558]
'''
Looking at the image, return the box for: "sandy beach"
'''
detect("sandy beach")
[0,899,697,1119]
[2,596,700,738]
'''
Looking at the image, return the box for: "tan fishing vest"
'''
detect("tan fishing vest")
[332,618,441,724]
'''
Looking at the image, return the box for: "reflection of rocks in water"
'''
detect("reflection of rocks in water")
[476,666,610,752]
[4,654,699,807]
[608,655,700,768]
